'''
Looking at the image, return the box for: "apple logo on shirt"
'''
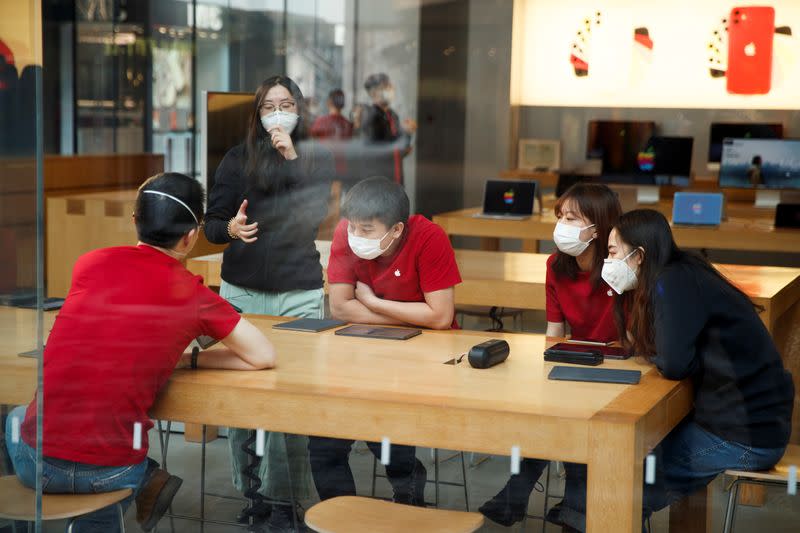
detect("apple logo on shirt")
[394,269,401,277]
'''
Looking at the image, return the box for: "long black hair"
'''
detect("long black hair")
[244,76,310,192]
[612,209,761,359]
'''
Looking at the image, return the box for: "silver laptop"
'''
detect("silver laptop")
[472,179,537,220]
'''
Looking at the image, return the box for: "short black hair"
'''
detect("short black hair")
[364,73,389,92]
[329,89,345,110]
[342,177,409,228]
[135,172,205,248]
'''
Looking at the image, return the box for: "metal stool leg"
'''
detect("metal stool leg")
[434,449,440,508]
[156,420,176,533]
[371,455,378,497]
[283,433,299,532]
[541,462,551,533]
[723,478,741,533]
[460,452,469,511]
[118,501,126,532]
[200,424,207,533]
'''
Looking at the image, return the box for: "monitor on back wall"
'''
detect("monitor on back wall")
[586,120,656,171]
[719,138,800,190]
[708,122,783,164]
[201,91,253,192]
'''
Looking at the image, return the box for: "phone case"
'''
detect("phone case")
[544,350,603,366]
[726,6,775,95]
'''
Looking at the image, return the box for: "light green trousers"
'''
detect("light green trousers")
[220,280,324,501]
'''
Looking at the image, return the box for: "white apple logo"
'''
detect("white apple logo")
[744,42,756,57]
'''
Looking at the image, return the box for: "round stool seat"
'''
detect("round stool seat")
[0,476,132,521]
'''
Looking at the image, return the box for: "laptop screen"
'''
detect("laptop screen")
[483,180,536,215]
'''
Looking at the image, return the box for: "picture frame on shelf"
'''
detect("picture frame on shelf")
[518,139,560,171]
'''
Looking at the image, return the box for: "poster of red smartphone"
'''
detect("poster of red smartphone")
[726,6,775,95]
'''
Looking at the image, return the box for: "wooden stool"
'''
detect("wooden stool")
[0,476,132,532]
[722,444,800,533]
[305,496,484,533]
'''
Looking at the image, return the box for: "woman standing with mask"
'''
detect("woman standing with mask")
[599,209,792,532]
[480,183,622,528]
[205,76,334,531]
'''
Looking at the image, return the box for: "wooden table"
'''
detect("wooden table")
[0,308,695,533]
[432,206,800,255]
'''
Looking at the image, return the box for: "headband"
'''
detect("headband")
[142,190,199,224]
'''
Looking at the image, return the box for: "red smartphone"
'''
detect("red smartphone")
[726,6,775,95]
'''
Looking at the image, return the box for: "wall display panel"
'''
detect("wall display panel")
[511,0,800,109]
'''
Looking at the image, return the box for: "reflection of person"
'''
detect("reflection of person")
[5,173,276,533]
[561,209,793,532]
[479,184,622,528]
[359,73,417,185]
[311,89,353,181]
[747,155,763,187]
[308,177,462,505]
[204,75,333,530]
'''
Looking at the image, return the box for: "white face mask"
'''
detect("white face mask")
[601,249,640,295]
[553,222,595,257]
[347,228,395,260]
[380,87,394,105]
[260,110,299,135]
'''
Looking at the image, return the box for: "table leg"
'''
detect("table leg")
[521,239,540,253]
[586,423,641,533]
[668,485,710,533]
[479,237,500,251]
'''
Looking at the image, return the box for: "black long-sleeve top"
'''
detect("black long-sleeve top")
[652,261,794,449]
[358,104,411,184]
[204,141,333,292]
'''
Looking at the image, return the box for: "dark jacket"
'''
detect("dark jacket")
[652,261,794,449]
[358,104,411,184]
[204,141,334,292]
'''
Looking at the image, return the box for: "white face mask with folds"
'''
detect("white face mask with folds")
[552,222,595,257]
[260,110,299,135]
[347,228,395,260]
[601,249,640,294]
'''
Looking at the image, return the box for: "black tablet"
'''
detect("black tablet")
[548,366,641,385]
[272,318,348,333]
[334,325,421,340]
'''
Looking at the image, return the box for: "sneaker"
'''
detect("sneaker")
[546,502,583,533]
[391,459,428,507]
[478,488,527,527]
[265,503,304,533]
[237,501,272,524]
[135,467,183,532]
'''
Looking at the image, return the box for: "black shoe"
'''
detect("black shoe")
[392,459,428,507]
[265,503,305,533]
[478,488,527,527]
[546,502,582,533]
[238,501,272,524]
[135,466,183,532]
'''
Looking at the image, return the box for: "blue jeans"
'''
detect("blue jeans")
[556,418,786,532]
[4,406,149,533]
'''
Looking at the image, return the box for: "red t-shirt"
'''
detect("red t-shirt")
[327,215,462,327]
[545,253,618,343]
[21,245,241,466]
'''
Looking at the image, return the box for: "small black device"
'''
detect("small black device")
[546,342,631,360]
[775,203,800,228]
[544,348,603,366]
[467,339,510,369]
[272,318,347,332]
[548,366,642,385]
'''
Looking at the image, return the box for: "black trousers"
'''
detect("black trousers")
[308,436,419,501]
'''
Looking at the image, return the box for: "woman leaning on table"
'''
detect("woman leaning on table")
[204,75,334,530]
[479,182,622,529]
[558,208,794,533]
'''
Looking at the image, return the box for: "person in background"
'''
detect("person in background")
[559,208,793,532]
[479,183,622,529]
[359,73,417,186]
[204,75,334,532]
[311,89,354,191]
[5,173,276,533]
[308,176,462,506]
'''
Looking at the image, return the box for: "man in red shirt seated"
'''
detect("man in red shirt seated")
[4,172,276,532]
[308,176,462,505]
